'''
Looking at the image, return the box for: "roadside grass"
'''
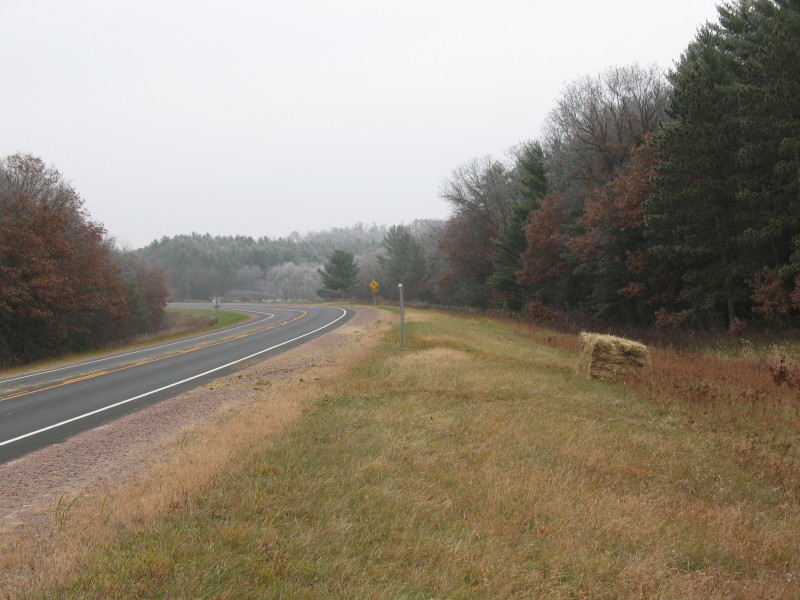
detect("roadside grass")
[14,309,800,598]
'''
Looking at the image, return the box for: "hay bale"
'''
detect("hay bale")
[578,332,650,381]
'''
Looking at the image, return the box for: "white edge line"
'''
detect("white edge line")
[0,308,348,448]
[0,308,278,385]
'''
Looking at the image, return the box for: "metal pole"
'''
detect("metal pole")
[398,283,406,348]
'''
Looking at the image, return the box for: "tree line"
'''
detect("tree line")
[0,154,169,366]
[6,0,796,367]
[322,0,800,331]
[138,0,800,332]
[421,0,799,331]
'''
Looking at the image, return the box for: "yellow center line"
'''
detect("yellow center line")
[0,309,307,404]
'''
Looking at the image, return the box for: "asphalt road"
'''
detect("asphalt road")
[0,303,352,463]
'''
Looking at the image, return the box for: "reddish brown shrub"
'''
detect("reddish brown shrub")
[793,276,800,310]
[654,308,686,329]
[749,267,793,320]
[769,354,800,390]
[727,317,748,335]
[524,300,557,323]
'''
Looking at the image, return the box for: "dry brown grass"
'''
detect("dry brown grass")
[626,346,800,498]
[518,319,800,497]
[5,309,800,599]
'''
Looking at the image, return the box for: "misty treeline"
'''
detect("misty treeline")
[0,154,169,366]
[139,220,445,303]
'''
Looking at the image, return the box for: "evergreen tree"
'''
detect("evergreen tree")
[737,0,800,313]
[317,249,359,298]
[487,141,548,311]
[647,0,800,327]
[378,225,428,301]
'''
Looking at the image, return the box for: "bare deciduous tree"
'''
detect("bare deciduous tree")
[438,156,518,306]
[544,63,670,195]
[259,262,321,301]
[439,156,516,232]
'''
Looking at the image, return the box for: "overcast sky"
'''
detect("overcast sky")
[1,0,722,249]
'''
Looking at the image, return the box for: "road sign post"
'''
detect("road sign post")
[398,283,406,348]
[212,296,220,323]
[370,280,379,305]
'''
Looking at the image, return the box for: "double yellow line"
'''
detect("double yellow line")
[0,309,307,404]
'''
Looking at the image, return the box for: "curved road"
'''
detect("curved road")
[0,303,352,463]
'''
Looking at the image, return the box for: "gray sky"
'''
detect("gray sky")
[1,0,722,249]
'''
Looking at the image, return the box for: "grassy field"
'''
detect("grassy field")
[9,308,800,599]
[163,307,249,330]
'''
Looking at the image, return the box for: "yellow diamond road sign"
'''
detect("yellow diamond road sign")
[370,280,379,291]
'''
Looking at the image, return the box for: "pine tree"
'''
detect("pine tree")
[737,0,800,313]
[317,250,359,298]
[487,141,548,311]
[378,225,428,301]
[647,2,765,326]
[647,0,800,327]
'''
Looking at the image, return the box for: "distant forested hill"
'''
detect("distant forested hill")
[138,222,443,301]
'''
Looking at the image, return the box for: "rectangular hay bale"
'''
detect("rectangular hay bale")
[578,332,650,381]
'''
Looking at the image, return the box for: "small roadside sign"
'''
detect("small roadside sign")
[370,280,379,305]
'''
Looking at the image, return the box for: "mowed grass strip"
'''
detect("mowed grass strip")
[164,307,249,330]
[29,310,800,599]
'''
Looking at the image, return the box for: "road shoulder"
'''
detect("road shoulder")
[0,306,385,595]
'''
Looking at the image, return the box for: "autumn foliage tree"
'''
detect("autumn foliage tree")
[518,192,572,307]
[424,6,800,331]
[114,250,171,336]
[0,154,167,365]
[515,65,670,318]
[543,64,670,196]
[569,139,658,322]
